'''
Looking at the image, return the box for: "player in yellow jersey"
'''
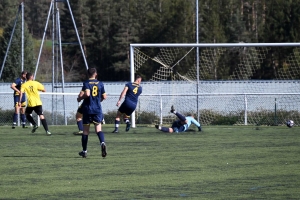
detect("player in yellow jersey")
[19,72,51,135]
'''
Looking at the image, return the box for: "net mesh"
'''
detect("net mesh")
[133,45,300,126]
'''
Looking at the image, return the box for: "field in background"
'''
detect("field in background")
[0,125,299,199]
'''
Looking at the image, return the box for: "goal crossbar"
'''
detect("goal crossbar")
[130,43,300,48]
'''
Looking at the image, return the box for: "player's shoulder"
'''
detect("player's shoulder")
[14,77,21,83]
[186,116,194,120]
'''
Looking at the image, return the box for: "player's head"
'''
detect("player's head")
[26,72,34,80]
[87,68,97,78]
[135,74,142,83]
[21,71,27,79]
[187,113,194,118]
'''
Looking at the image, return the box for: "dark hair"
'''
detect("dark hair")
[26,72,33,80]
[135,74,142,80]
[21,71,27,75]
[87,68,97,77]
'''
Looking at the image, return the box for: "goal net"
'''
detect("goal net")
[130,43,300,127]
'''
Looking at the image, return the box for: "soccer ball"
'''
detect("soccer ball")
[286,120,294,128]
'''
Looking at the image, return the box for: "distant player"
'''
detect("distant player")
[19,72,51,135]
[112,75,142,133]
[155,106,202,133]
[11,71,27,129]
[77,68,107,158]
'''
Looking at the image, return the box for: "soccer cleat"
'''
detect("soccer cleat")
[73,130,83,135]
[155,124,159,129]
[79,151,87,158]
[198,126,202,132]
[170,105,175,113]
[101,142,107,158]
[112,129,118,133]
[125,122,131,132]
[46,131,52,135]
[22,125,29,128]
[32,125,38,133]
[12,123,16,129]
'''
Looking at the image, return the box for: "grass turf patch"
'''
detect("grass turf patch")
[0,125,299,199]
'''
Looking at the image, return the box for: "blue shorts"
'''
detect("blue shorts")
[118,100,137,117]
[171,121,185,133]
[82,113,103,125]
[14,95,26,107]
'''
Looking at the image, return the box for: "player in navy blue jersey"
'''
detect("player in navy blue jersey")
[77,68,107,158]
[112,75,142,133]
[11,71,27,129]
[155,105,202,133]
[73,90,84,135]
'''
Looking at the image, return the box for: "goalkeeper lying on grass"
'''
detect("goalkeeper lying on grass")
[155,105,202,133]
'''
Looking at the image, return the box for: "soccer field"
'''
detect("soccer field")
[0,125,299,199]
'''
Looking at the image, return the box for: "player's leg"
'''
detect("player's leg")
[73,108,83,135]
[112,110,122,133]
[155,125,174,133]
[170,105,187,123]
[25,107,38,133]
[12,96,19,129]
[123,103,136,132]
[20,99,27,128]
[35,106,51,135]
[93,114,107,158]
[79,114,90,158]
[123,113,132,132]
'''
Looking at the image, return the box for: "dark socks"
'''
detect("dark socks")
[21,114,26,124]
[77,120,83,131]
[114,120,120,130]
[97,131,105,144]
[124,118,130,123]
[26,114,36,125]
[81,135,88,151]
[13,113,18,124]
[41,119,49,131]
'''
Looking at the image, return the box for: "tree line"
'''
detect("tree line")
[1,0,300,82]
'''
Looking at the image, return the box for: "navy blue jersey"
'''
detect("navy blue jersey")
[124,82,142,104]
[13,77,26,97]
[81,79,105,114]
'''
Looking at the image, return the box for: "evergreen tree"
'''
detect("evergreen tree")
[0,0,19,28]
[24,0,49,38]
[59,0,91,80]
[0,16,35,82]
[86,0,111,80]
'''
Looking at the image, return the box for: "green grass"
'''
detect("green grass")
[0,125,299,199]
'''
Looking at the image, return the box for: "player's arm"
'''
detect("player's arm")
[190,118,201,131]
[101,93,107,102]
[38,83,46,92]
[101,85,107,102]
[77,90,84,99]
[191,118,200,127]
[18,86,24,106]
[77,90,90,102]
[11,82,20,94]
[116,86,128,106]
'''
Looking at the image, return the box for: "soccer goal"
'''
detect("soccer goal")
[130,43,300,127]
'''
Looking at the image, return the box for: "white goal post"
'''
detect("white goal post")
[130,43,300,127]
